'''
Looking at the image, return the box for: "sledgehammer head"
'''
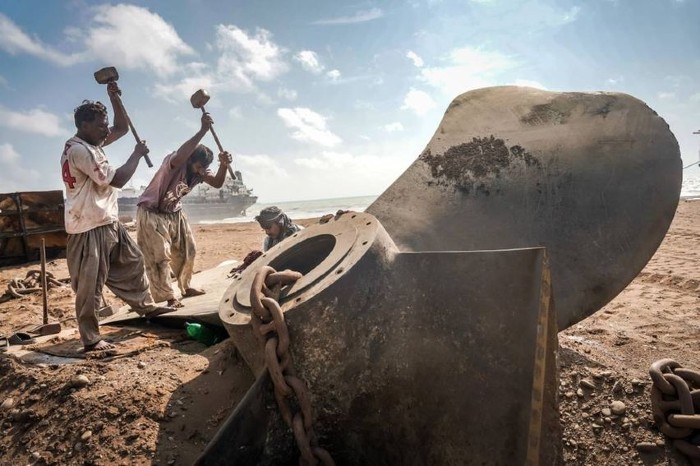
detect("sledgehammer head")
[94,66,119,84]
[190,89,210,109]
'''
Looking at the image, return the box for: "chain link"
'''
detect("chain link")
[250,266,335,466]
[649,359,700,459]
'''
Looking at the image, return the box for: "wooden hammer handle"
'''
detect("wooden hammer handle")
[114,94,153,168]
[200,107,236,179]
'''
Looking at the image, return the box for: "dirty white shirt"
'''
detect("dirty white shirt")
[60,136,118,234]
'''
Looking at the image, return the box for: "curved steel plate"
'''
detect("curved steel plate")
[367,86,682,329]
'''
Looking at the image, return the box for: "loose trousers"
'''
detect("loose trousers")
[66,222,156,346]
[136,207,196,303]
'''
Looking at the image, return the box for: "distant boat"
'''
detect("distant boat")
[117,170,258,222]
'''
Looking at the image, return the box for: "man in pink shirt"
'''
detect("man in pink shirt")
[136,112,232,308]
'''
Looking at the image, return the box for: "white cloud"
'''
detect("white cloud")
[606,76,624,85]
[401,88,437,115]
[560,6,581,24]
[658,92,676,100]
[277,107,341,147]
[0,6,194,73]
[294,151,379,172]
[327,69,341,81]
[0,13,82,65]
[0,106,68,137]
[528,3,582,27]
[85,5,193,75]
[173,115,198,132]
[216,25,288,85]
[155,25,288,101]
[354,101,377,111]
[312,8,384,25]
[419,46,516,96]
[288,149,407,199]
[0,143,19,163]
[664,75,691,88]
[232,147,408,203]
[383,122,404,132]
[294,50,324,74]
[154,74,217,103]
[278,88,298,101]
[0,143,41,190]
[236,153,288,179]
[406,51,424,67]
[513,79,547,90]
[228,106,244,119]
[690,93,700,102]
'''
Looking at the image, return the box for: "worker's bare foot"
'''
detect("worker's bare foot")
[182,288,206,298]
[167,298,184,308]
[84,339,115,352]
[143,306,177,319]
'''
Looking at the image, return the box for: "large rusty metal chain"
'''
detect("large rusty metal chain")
[250,266,335,466]
[649,359,700,459]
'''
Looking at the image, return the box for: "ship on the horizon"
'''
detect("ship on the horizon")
[117,170,258,222]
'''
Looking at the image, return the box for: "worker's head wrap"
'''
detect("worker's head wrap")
[255,206,293,231]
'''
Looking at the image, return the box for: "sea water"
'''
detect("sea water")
[198,194,379,225]
[681,174,700,199]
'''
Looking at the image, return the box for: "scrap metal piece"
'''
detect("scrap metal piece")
[366,86,682,330]
[207,212,560,465]
[100,262,233,328]
[0,190,67,267]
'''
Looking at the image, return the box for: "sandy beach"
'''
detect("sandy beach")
[0,202,699,464]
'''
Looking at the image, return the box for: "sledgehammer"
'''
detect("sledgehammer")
[93,66,153,167]
[190,89,236,180]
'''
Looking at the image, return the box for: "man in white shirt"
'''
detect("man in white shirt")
[60,81,174,352]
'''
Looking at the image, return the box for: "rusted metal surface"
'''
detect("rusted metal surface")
[203,212,560,465]
[649,359,700,459]
[250,266,334,465]
[0,190,67,267]
[366,86,682,330]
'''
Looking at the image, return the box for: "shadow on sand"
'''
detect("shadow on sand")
[152,338,255,465]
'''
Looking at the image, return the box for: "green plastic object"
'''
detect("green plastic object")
[185,322,219,346]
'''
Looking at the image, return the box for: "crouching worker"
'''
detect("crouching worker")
[61,85,175,352]
[255,206,302,252]
[136,112,232,308]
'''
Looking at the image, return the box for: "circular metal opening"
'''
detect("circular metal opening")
[269,234,337,275]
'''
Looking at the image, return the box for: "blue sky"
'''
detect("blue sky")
[1,0,699,202]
